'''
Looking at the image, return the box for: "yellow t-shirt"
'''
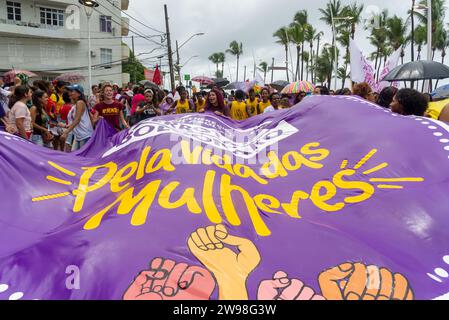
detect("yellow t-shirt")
[195,100,206,112]
[246,98,259,116]
[50,93,65,114]
[230,101,249,120]
[176,99,191,114]
[258,100,271,114]
[426,99,449,120]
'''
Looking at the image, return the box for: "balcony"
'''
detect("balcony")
[121,17,130,36]
[122,45,130,60]
[121,0,130,11]
[0,19,81,43]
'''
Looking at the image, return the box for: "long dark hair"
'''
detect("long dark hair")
[9,85,31,108]
[205,89,226,112]
[32,90,47,114]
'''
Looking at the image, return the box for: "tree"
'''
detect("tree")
[313,44,337,88]
[336,28,351,88]
[314,31,324,83]
[293,10,309,80]
[208,53,221,74]
[122,49,145,83]
[302,51,310,81]
[215,70,223,79]
[414,25,427,60]
[341,2,364,39]
[386,15,407,64]
[319,0,343,48]
[226,41,243,82]
[367,9,389,79]
[217,52,226,76]
[288,22,305,81]
[258,61,269,83]
[304,25,318,83]
[273,27,290,81]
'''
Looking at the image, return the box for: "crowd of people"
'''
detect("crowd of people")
[1,73,448,152]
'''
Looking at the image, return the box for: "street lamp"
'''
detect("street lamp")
[175,33,204,86]
[79,0,99,95]
[330,15,353,90]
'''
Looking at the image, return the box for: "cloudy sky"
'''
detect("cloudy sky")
[121,0,448,88]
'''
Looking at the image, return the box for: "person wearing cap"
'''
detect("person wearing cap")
[60,84,94,151]
[135,88,161,122]
[93,84,129,132]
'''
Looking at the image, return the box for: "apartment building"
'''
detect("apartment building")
[0,0,131,90]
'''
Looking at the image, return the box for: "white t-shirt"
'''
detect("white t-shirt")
[263,105,275,114]
[9,101,32,132]
[68,102,94,141]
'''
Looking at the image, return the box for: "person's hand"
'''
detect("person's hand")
[5,124,17,134]
[188,224,260,300]
[123,257,216,300]
[214,111,224,116]
[57,122,67,128]
[198,108,205,113]
[318,262,414,300]
[258,271,325,300]
[61,131,68,141]
[43,131,54,143]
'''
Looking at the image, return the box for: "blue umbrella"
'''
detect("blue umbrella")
[431,84,449,99]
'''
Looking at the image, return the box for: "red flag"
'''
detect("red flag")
[153,65,162,86]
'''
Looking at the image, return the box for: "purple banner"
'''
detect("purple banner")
[1,95,449,300]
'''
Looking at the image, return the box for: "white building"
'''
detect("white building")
[0,0,131,92]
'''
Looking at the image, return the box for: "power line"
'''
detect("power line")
[92,5,163,48]
[102,0,165,35]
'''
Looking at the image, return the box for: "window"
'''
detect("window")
[100,15,112,33]
[40,42,66,65]
[8,40,24,63]
[100,48,113,67]
[7,1,21,21]
[40,7,64,27]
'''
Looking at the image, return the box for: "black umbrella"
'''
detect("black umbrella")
[383,60,449,82]
[139,80,159,90]
[207,78,230,89]
[270,80,289,92]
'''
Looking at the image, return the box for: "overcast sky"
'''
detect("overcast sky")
[121,0,449,88]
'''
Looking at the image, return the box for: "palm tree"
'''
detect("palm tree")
[336,28,351,88]
[258,61,269,83]
[273,27,290,81]
[217,52,226,77]
[304,25,317,83]
[319,0,343,48]
[208,53,221,75]
[293,10,309,80]
[414,25,427,60]
[302,51,310,81]
[289,22,305,81]
[367,9,389,77]
[226,41,243,82]
[314,31,324,83]
[341,2,364,39]
[414,0,446,61]
[215,70,223,79]
[313,44,337,88]
[386,15,407,64]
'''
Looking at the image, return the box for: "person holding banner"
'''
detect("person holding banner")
[199,89,230,117]
[390,89,428,117]
[229,90,251,120]
[257,88,271,114]
[8,85,33,140]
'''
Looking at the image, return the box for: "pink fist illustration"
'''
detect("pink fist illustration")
[123,257,216,300]
[258,271,325,300]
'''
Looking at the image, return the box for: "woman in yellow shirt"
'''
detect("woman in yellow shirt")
[168,88,194,114]
[229,90,251,120]
[50,80,66,114]
[194,93,206,112]
[246,88,259,116]
[258,88,271,114]
[425,98,449,122]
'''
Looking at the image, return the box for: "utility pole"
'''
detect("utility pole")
[271,58,274,83]
[244,66,247,82]
[411,0,415,88]
[164,4,175,92]
[176,40,181,86]
[131,35,136,84]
